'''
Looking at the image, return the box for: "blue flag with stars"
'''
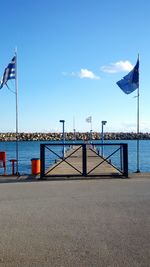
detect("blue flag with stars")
[116,58,139,94]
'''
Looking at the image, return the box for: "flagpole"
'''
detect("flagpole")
[136,54,140,172]
[15,49,19,175]
[90,118,92,143]
[116,56,140,173]
[73,116,76,141]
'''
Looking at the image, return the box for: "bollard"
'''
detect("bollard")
[31,158,40,175]
[0,151,6,175]
[9,159,17,175]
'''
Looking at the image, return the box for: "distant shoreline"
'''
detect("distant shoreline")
[0,132,150,141]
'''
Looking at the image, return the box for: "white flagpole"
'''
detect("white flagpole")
[136,54,140,173]
[73,116,76,140]
[90,117,92,143]
[15,49,19,175]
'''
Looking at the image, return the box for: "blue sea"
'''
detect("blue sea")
[0,140,150,175]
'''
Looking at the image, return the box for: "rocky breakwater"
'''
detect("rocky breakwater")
[0,132,150,141]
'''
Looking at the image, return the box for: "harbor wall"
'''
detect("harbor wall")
[0,132,150,141]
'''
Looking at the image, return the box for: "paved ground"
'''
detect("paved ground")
[0,174,150,266]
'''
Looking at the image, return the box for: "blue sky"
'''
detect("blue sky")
[0,0,150,133]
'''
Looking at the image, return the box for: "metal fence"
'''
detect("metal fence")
[40,142,128,179]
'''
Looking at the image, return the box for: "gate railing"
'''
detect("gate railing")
[40,142,128,178]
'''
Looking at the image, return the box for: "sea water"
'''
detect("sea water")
[0,140,150,175]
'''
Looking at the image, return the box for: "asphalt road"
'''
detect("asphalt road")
[0,177,150,267]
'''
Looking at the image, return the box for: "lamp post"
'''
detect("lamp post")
[90,129,93,144]
[59,120,65,158]
[73,128,76,141]
[101,120,107,157]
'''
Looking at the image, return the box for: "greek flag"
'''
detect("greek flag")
[0,56,16,89]
[86,116,92,123]
[116,58,139,94]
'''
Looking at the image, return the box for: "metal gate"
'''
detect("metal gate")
[40,142,128,179]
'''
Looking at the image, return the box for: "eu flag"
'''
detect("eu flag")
[0,56,16,89]
[116,59,139,94]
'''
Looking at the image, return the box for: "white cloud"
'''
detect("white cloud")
[101,60,134,73]
[79,69,100,80]
[62,71,76,77]
[62,69,100,80]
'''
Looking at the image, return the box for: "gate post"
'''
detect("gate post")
[82,144,87,176]
[40,144,45,179]
[122,144,128,178]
